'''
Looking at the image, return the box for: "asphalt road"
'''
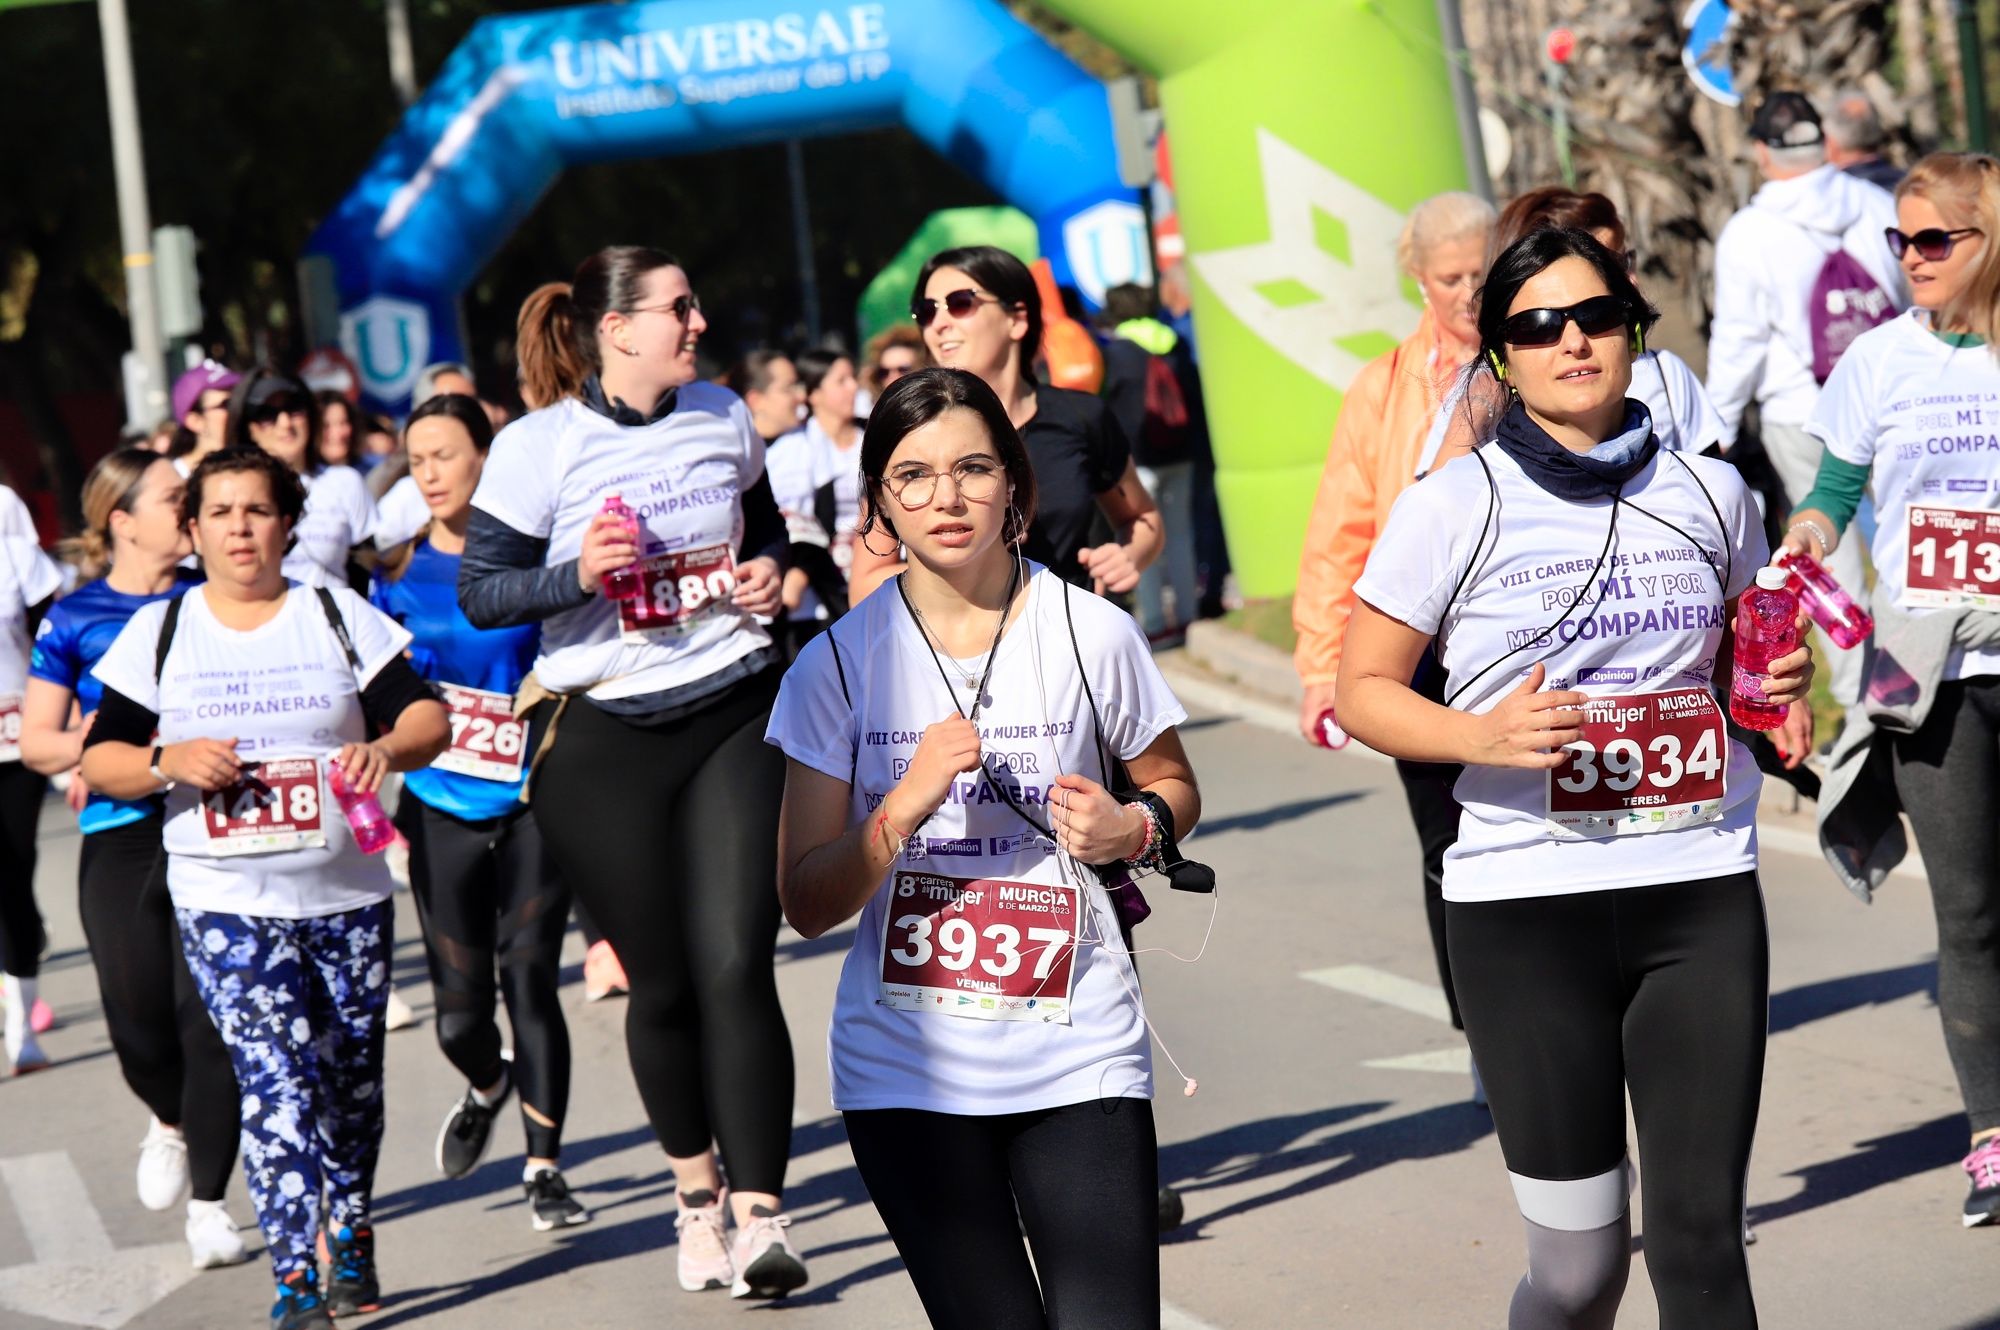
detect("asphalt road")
[0,672,1992,1329]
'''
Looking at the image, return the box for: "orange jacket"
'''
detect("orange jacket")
[1293,310,1471,685]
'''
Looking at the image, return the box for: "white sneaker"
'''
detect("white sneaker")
[729,1209,809,1300]
[137,1118,191,1211]
[2,975,42,1073]
[185,1199,250,1270]
[384,989,417,1032]
[674,1188,735,1292]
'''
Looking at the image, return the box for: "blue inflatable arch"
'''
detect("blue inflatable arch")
[306,0,1148,409]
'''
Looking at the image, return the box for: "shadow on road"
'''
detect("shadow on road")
[1768,959,1937,1035]
[1748,1113,1964,1228]
[1194,793,1365,839]
[1159,1100,1490,1241]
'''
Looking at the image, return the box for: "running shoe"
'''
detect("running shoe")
[583,941,628,1002]
[186,1199,249,1270]
[524,1167,591,1232]
[729,1207,808,1300]
[27,997,53,1035]
[325,1224,381,1316]
[137,1118,191,1211]
[435,1072,510,1180]
[271,1270,332,1329]
[383,989,417,1032]
[674,1188,734,1292]
[6,1030,47,1075]
[1962,1135,2000,1227]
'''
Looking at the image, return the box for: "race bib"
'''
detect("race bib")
[434,685,526,783]
[878,872,1079,1024]
[0,695,22,764]
[618,544,737,642]
[1904,505,2000,610]
[201,757,327,856]
[1546,688,1727,837]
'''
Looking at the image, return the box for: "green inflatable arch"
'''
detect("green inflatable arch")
[1039,0,1470,597]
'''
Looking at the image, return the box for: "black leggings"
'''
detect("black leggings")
[395,797,572,1160]
[1395,757,1464,1030]
[1447,873,1767,1330]
[78,818,240,1202]
[531,673,793,1193]
[0,762,46,976]
[1893,675,2000,1134]
[844,1098,1159,1330]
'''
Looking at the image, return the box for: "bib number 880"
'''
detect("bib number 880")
[650,568,736,620]
[1557,728,1722,795]
[888,915,1070,980]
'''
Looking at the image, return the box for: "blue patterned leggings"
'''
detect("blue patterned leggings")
[175,902,392,1281]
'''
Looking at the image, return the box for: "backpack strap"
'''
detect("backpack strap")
[1059,578,1119,789]
[825,625,859,787]
[153,594,185,683]
[314,586,365,677]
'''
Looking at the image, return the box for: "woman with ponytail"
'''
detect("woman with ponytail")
[459,247,807,1301]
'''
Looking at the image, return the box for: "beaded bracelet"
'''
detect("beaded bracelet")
[1125,799,1168,876]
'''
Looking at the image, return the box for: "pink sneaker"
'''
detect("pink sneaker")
[730,1208,808,1300]
[1962,1136,2000,1227]
[28,998,53,1035]
[673,1188,734,1292]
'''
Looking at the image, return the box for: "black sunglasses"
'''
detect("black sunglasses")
[1885,226,1983,261]
[1497,295,1632,348]
[911,288,1002,327]
[628,293,702,321]
[247,396,310,425]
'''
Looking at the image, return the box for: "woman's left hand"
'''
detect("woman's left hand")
[1775,699,1816,770]
[1050,772,1145,865]
[732,556,783,617]
[1076,542,1141,596]
[334,741,393,796]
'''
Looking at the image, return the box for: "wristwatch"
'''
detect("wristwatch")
[148,744,171,790]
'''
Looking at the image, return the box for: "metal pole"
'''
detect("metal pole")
[96,0,166,427]
[786,139,823,345]
[386,0,417,108]
[1433,0,1494,202]
[1956,0,1990,152]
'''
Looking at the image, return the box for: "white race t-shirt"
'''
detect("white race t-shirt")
[471,387,773,700]
[0,487,59,751]
[1808,311,2000,680]
[765,418,863,622]
[285,466,378,586]
[373,474,431,551]
[765,564,1186,1115]
[92,583,412,918]
[1354,446,1767,902]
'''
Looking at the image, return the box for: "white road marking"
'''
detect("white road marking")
[1364,1048,1472,1074]
[0,1153,112,1264]
[1301,965,1455,1025]
[0,1152,198,1329]
[1162,1299,1226,1329]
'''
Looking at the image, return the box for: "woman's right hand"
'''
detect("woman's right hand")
[1299,682,1338,744]
[1464,663,1587,768]
[1779,506,1834,564]
[576,511,642,595]
[883,716,984,828]
[159,737,243,792]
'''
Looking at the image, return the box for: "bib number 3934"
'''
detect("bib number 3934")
[434,685,526,783]
[618,544,736,642]
[1904,505,2000,610]
[1546,688,1727,837]
[878,873,1079,1024]
[202,757,326,856]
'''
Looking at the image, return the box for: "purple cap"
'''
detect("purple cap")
[171,360,241,422]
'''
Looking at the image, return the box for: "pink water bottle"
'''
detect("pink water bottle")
[1775,548,1873,649]
[599,494,643,602]
[1310,707,1350,750]
[1730,567,1801,731]
[327,762,396,855]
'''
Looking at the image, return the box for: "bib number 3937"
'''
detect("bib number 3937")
[618,544,736,642]
[202,757,326,856]
[434,685,526,783]
[1546,688,1727,837]
[1904,505,2000,610]
[878,873,1079,1024]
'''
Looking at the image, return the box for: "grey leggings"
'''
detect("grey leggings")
[1892,675,2000,1134]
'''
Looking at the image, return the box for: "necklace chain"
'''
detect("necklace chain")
[898,559,1020,724]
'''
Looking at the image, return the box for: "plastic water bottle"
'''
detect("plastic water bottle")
[1730,566,1801,731]
[327,761,396,855]
[1310,707,1350,750]
[1774,548,1873,649]
[599,494,643,602]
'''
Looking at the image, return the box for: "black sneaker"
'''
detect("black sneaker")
[325,1225,381,1317]
[525,1167,592,1232]
[271,1270,332,1329]
[435,1074,509,1180]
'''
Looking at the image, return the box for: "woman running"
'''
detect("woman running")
[225,367,378,589]
[19,449,246,1267]
[369,394,586,1231]
[1787,152,2000,1226]
[459,246,808,1300]
[1293,190,1495,1070]
[1338,228,1811,1330]
[0,478,61,1073]
[847,244,1162,601]
[772,367,1199,1330]
[767,348,865,649]
[81,448,448,1329]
